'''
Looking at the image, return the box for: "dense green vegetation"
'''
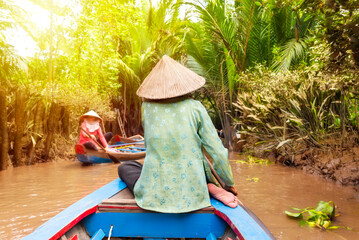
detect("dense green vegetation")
[0,0,358,170]
[235,70,359,157]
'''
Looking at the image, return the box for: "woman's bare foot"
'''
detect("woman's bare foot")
[207,183,239,208]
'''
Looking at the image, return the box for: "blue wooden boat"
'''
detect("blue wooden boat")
[23,179,276,240]
[75,135,146,164]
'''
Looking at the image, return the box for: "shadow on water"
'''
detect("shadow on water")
[0,155,358,239]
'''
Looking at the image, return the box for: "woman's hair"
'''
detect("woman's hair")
[143,95,190,103]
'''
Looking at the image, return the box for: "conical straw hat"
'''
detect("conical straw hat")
[80,110,103,122]
[136,55,205,99]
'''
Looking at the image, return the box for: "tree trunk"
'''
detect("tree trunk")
[13,89,26,166]
[223,114,234,151]
[44,102,60,160]
[0,87,9,170]
[27,100,44,165]
[48,0,54,100]
[60,106,70,139]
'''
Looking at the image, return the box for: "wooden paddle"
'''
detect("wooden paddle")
[203,155,226,188]
[81,127,120,163]
[203,154,238,195]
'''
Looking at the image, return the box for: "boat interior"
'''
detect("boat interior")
[59,187,236,240]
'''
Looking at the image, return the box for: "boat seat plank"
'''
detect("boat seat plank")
[102,198,137,205]
[100,199,215,212]
[100,187,215,213]
[109,187,134,199]
[98,204,215,214]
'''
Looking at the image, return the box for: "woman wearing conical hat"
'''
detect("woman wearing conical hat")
[79,110,113,151]
[118,55,238,213]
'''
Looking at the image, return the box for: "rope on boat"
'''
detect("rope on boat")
[108,225,113,240]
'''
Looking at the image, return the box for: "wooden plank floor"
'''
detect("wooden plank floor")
[109,187,135,200]
[99,187,215,213]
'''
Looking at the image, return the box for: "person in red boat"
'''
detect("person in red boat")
[79,110,113,151]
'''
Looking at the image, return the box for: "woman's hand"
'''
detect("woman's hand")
[224,185,238,196]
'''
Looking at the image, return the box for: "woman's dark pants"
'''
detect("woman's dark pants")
[117,161,143,193]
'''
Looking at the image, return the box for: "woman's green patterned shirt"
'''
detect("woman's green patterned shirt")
[133,98,234,213]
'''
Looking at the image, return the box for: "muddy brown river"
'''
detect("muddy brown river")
[0,155,358,239]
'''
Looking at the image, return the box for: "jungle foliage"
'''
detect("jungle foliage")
[0,0,358,169]
[234,69,359,158]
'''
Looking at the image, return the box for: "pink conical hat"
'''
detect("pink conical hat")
[136,55,205,99]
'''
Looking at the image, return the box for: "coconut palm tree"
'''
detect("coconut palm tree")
[116,0,187,135]
[184,0,317,148]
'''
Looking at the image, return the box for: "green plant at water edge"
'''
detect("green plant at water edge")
[246,177,259,182]
[285,201,351,231]
[236,155,272,165]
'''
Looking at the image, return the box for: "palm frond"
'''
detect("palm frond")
[273,38,308,72]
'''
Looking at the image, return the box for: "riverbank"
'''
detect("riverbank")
[234,69,359,189]
[289,147,359,188]
[243,140,359,190]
